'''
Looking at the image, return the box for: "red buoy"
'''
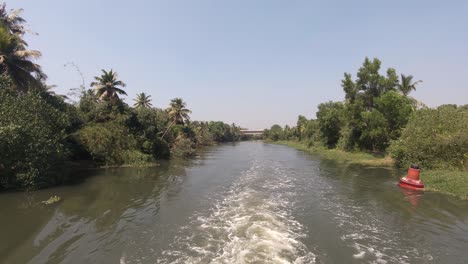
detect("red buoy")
[398,165,424,190]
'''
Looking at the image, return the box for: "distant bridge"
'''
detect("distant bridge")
[240,129,264,136]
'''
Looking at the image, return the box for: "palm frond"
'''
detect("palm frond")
[113,87,127,95]
[91,69,127,101]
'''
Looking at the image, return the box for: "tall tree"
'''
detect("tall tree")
[90,69,127,101]
[317,101,345,148]
[267,124,283,141]
[398,74,422,96]
[167,98,191,124]
[42,84,68,100]
[380,68,399,93]
[356,57,383,109]
[0,4,45,92]
[161,98,191,139]
[296,115,308,140]
[134,92,152,108]
[0,28,45,92]
[0,4,28,36]
[342,73,357,103]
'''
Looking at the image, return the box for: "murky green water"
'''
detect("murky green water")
[1,142,468,263]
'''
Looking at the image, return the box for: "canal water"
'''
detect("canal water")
[1,142,467,263]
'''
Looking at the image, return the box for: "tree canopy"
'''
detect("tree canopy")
[90,69,127,102]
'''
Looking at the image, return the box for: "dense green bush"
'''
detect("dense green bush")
[0,90,70,189]
[316,101,345,148]
[77,90,129,124]
[74,122,153,165]
[76,94,173,162]
[204,121,241,142]
[375,91,414,140]
[358,109,389,151]
[171,135,196,157]
[265,58,418,153]
[264,124,283,141]
[132,107,170,159]
[300,119,320,145]
[335,124,354,151]
[389,105,468,170]
[0,3,246,191]
[191,121,215,146]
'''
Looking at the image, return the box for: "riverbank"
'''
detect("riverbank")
[270,140,468,200]
[3,141,468,263]
[270,140,394,167]
[423,170,468,200]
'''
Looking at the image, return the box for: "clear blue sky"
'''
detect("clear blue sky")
[8,0,468,129]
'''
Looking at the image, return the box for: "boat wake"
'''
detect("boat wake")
[160,160,316,264]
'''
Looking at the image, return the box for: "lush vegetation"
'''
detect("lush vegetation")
[0,4,243,190]
[264,58,467,198]
[389,105,468,170]
[272,141,394,167]
[422,170,468,200]
[0,86,71,189]
[1,4,466,198]
[264,57,421,151]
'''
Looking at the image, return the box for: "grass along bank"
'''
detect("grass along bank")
[270,140,468,200]
[271,140,394,167]
[422,170,468,200]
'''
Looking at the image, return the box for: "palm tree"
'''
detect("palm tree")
[398,74,422,96]
[160,98,192,139]
[42,84,68,100]
[0,23,45,92]
[133,92,152,108]
[0,3,28,36]
[90,69,127,101]
[168,98,191,124]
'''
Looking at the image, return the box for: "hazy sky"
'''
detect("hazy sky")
[8,0,468,129]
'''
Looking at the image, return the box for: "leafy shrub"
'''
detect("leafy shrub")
[336,125,355,151]
[358,109,389,151]
[316,101,345,148]
[77,91,129,124]
[74,122,153,165]
[131,108,170,159]
[207,121,234,142]
[0,90,69,189]
[171,135,196,157]
[265,124,283,141]
[375,91,414,140]
[389,106,468,170]
[121,150,154,165]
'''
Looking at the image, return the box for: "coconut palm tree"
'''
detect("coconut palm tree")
[398,74,422,96]
[133,92,152,108]
[0,3,28,36]
[0,25,45,92]
[160,98,192,139]
[90,69,127,102]
[168,98,191,124]
[42,84,68,100]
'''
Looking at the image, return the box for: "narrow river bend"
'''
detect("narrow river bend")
[1,142,468,263]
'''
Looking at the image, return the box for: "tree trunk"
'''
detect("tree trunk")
[160,119,176,140]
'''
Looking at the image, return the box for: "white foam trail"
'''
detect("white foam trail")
[161,160,315,264]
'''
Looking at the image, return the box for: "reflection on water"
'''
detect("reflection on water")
[400,188,424,207]
[0,142,467,264]
[0,158,194,263]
